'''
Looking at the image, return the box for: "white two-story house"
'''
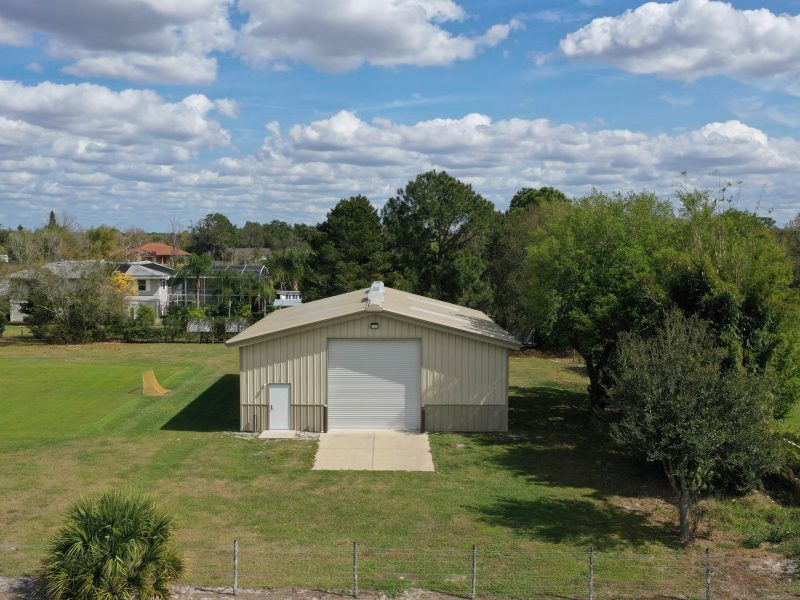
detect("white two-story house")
[116,262,175,317]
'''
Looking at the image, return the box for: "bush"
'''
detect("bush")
[38,490,185,599]
[17,265,129,343]
[161,314,185,342]
[136,304,157,328]
[742,515,800,548]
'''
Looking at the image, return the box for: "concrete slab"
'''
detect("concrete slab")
[316,430,375,450]
[312,430,435,472]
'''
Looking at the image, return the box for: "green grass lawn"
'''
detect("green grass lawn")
[784,400,800,434]
[0,341,797,599]
[1,325,31,339]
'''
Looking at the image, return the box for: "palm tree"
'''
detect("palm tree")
[256,279,276,313]
[235,271,255,308]
[38,490,185,600]
[217,268,238,318]
[265,247,311,291]
[175,253,213,308]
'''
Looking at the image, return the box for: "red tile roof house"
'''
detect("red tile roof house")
[127,243,190,266]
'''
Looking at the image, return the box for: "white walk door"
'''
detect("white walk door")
[269,384,291,430]
[327,339,421,430]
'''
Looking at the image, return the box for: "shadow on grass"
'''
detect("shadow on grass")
[482,496,676,550]
[161,374,239,432]
[563,362,589,378]
[474,385,680,549]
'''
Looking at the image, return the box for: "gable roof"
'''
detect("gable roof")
[116,261,174,278]
[7,260,99,281]
[226,284,519,349]
[133,242,190,257]
[5,260,175,284]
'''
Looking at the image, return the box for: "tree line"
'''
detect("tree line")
[3,171,800,541]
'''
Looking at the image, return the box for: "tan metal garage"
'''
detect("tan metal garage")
[226,282,519,433]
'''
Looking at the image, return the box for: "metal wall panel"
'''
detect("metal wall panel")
[424,405,508,432]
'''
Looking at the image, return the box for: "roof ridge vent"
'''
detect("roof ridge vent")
[366,281,384,311]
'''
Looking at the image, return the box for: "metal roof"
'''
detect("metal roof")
[226,284,520,349]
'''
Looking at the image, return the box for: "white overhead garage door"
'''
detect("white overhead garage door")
[327,339,421,430]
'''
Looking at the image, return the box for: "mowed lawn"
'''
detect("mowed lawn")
[0,341,797,599]
[785,400,800,434]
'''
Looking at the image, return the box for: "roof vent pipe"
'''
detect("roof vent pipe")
[366,281,385,311]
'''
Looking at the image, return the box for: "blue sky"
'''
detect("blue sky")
[1,0,800,231]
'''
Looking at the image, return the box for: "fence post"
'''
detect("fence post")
[471,545,477,600]
[705,548,712,600]
[352,541,359,598]
[588,546,594,600]
[233,540,238,596]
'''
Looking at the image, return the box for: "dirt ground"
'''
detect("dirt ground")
[0,578,463,600]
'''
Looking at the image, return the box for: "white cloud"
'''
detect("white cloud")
[3,89,800,228]
[215,112,800,225]
[214,98,240,119]
[560,0,800,89]
[0,81,231,148]
[24,62,43,73]
[0,0,234,84]
[0,15,30,45]
[0,0,516,82]
[237,0,518,72]
[61,52,220,86]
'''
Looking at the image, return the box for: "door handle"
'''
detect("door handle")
[270,404,274,410]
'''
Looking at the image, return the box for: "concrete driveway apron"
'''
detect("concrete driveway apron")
[312,429,435,472]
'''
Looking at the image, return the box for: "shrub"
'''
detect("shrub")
[136,304,157,328]
[38,490,185,599]
[16,265,129,343]
[161,314,184,342]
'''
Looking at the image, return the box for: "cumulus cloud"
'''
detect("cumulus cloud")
[0,0,234,84]
[237,0,519,72]
[0,80,236,226]
[2,88,800,228]
[261,111,798,178]
[0,81,231,148]
[561,0,800,89]
[214,98,240,119]
[0,15,30,45]
[0,0,517,82]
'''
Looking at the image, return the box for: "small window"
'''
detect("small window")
[137,280,147,292]
[160,280,166,289]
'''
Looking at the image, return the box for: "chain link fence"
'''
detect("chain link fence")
[2,542,797,599]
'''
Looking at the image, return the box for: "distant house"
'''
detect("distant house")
[116,262,175,316]
[5,261,98,322]
[273,290,303,308]
[127,243,189,266]
[5,260,176,321]
[4,259,273,322]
